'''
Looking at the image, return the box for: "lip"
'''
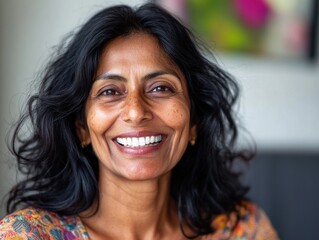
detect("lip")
[113,131,167,155]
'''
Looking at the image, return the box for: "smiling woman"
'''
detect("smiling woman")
[77,33,191,181]
[0,3,278,240]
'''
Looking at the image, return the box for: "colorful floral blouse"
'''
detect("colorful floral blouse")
[0,202,278,239]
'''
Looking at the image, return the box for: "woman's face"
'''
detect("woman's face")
[78,33,191,180]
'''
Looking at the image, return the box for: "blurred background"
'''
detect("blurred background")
[0,0,318,239]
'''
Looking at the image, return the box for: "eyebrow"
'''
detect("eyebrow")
[95,73,126,81]
[95,70,181,82]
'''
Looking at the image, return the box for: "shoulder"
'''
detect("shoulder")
[0,207,89,239]
[204,202,279,240]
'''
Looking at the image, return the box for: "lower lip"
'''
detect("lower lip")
[113,138,165,155]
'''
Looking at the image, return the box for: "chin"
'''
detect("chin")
[120,164,171,181]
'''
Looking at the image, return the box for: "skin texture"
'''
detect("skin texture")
[76,33,195,239]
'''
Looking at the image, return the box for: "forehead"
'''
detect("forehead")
[103,32,164,57]
[96,32,180,75]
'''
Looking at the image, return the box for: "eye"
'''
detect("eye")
[99,88,121,96]
[151,85,174,93]
[146,82,177,98]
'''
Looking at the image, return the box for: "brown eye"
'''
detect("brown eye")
[100,88,121,96]
[151,85,174,93]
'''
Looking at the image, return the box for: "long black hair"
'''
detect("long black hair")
[7,3,252,237]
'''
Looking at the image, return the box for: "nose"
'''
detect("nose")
[120,93,153,124]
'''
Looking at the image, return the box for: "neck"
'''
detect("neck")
[80,171,184,240]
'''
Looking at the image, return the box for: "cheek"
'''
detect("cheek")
[163,102,190,129]
[86,106,115,134]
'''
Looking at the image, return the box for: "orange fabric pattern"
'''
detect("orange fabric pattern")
[0,208,88,240]
[206,202,279,239]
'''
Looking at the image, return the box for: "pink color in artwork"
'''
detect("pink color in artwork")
[233,0,271,28]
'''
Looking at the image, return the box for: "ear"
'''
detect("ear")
[75,119,91,147]
[190,124,197,138]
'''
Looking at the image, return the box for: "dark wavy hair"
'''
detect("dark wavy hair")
[7,3,252,237]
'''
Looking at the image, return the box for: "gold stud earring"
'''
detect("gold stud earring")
[81,141,87,148]
[190,137,196,146]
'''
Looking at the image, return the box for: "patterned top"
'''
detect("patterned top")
[0,202,278,239]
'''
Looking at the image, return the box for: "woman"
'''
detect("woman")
[0,3,278,239]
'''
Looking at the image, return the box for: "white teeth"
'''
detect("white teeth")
[116,135,162,148]
[132,137,139,147]
[139,137,145,146]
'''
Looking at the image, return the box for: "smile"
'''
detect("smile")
[115,135,163,148]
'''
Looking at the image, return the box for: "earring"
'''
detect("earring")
[190,137,196,146]
[81,141,87,148]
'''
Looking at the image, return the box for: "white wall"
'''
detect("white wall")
[219,54,319,152]
[1,0,318,217]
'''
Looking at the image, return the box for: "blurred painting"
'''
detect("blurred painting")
[155,0,318,60]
